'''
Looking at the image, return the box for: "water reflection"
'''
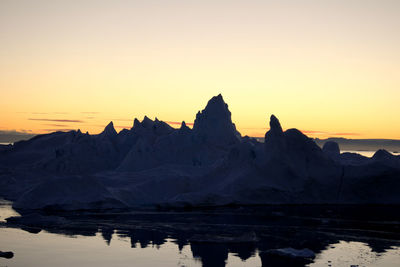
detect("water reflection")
[1,202,400,267]
[310,241,400,267]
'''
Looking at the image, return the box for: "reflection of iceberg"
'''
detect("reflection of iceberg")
[0,94,400,210]
[3,203,400,267]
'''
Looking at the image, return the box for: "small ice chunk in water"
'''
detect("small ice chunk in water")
[0,251,14,259]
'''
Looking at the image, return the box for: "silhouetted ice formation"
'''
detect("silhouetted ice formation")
[0,94,399,210]
[193,94,241,146]
[322,141,340,159]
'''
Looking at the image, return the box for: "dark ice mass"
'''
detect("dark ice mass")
[1,95,399,210]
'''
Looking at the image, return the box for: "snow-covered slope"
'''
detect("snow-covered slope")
[0,95,399,210]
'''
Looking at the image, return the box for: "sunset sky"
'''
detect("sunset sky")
[1,0,399,139]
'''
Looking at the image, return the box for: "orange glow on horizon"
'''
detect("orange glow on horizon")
[1,1,399,140]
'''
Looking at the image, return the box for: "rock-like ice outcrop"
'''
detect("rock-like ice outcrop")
[193,94,241,146]
[372,149,400,169]
[0,94,399,210]
[264,114,286,157]
[322,141,340,159]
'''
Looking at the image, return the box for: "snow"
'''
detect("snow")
[0,94,399,210]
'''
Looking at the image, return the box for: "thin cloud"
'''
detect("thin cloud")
[42,128,76,132]
[43,124,71,127]
[81,112,99,114]
[301,130,329,134]
[300,130,361,136]
[240,127,268,130]
[332,132,362,136]
[28,118,85,123]
[111,119,133,122]
[87,124,111,128]
[18,129,34,133]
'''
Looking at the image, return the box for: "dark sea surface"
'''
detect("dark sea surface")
[1,199,400,267]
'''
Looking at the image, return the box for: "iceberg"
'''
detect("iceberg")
[0,94,399,210]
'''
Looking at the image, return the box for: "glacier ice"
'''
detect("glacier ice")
[0,94,399,210]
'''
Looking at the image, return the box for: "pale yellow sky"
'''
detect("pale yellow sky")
[1,0,399,138]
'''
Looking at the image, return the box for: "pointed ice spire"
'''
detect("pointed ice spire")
[193,94,240,145]
[153,117,174,135]
[264,114,285,152]
[211,93,224,104]
[179,121,191,134]
[195,94,228,122]
[101,121,117,137]
[142,116,154,129]
[133,118,141,129]
[269,115,283,134]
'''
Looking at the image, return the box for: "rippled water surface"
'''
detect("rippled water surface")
[1,200,399,267]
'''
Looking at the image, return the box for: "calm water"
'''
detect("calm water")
[1,200,400,267]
